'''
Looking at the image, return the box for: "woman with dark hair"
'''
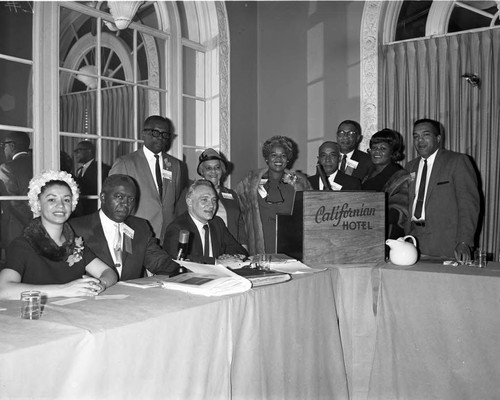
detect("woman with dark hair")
[0,170,117,299]
[236,135,311,255]
[362,129,410,239]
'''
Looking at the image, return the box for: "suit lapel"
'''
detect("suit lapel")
[187,214,204,255]
[137,149,161,202]
[208,219,221,258]
[88,213,115,267]
[425,149,443,202]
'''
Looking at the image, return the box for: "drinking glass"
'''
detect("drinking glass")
[20,291,41,320]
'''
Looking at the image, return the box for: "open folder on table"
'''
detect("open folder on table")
[155,261,252,296]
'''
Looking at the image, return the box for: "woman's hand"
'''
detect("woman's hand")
[58,276,102,297]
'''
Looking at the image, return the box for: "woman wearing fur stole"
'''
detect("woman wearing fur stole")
[236,136,311,255]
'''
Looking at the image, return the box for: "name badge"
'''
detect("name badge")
[346,158,359,170]
[122,224,135,239]
[221,192,234,200]
[331,182,343,191]
[258,179,268,198]
[162,170,172,180]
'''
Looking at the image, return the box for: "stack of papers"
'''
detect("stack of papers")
[156,261,252,296]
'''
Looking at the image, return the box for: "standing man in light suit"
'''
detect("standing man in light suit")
[406,118,480,262]
[109,115,186,242]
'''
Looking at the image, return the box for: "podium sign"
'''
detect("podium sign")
[277,191,386,266]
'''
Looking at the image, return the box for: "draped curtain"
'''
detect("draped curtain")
[60,85,146,166]
[382,28,500,257]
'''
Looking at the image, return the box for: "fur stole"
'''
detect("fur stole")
[24,217,81,263]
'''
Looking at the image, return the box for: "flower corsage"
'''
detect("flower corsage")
[282,169,298,185]
[67,237,84,267]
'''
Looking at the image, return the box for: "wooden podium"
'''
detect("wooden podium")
[277,191,386,266]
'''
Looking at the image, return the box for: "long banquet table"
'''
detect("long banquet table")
[0,270,349,400]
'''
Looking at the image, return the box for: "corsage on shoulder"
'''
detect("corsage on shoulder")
[282,169,298,185]
[67,237,84,267]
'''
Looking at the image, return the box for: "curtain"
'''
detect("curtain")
[60,85,147,166]
[382,28,500,258]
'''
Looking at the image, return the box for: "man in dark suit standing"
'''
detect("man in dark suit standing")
[70,174,179,281]
[308,141,361,191]
[0,131,32,248]
[406,119,480,261]
[336,120,372,180]
[110,115,186,243]
[73,140,111,216]
[163,180,248,264]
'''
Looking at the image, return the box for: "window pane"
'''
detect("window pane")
[59,74,97,135]
[183,47,205,98]
[448,5,499,32]
[395,1,432,41]
[0,59,32,128]
[183,97,205,147]
[0,2,33,59]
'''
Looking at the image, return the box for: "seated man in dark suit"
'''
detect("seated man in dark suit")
[308,141,361,190]
[70,174,179,280]
[163,179,248,264]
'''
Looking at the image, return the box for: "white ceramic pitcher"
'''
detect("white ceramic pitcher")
[385,235,418,266]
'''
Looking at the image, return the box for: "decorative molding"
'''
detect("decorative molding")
[216,1,230,160]
[360,1,383,150]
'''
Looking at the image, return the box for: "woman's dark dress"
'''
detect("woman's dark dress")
[5,236,96,285]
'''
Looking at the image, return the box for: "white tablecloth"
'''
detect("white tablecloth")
[0,270,348,400]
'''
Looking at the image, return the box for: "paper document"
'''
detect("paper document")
[157,261,252,296]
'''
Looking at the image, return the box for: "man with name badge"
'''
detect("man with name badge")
[109,115,186,243]
[335,120,372,180]
[70,174,180,280]
[308,141,361,191]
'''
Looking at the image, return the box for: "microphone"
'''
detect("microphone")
[176,230,190,261]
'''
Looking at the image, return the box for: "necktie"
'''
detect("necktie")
[113,223,123,265]
[414,159,427,219]
[76,166,83,178]
[203,224,210,258]
[340,154,347,173]
[154,154,163,199]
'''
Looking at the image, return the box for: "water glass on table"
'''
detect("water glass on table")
[475,248,487,268]
[258,254,271,271]
[20,290,41,320]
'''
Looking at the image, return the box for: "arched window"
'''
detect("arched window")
[0,1,228,255]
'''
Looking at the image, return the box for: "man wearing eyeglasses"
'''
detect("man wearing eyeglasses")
[335,120,372,180]
[308,141,361,191]
[109,115,187,243]
[0,131,33,248]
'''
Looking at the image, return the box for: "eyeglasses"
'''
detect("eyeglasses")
[0,141,14,148]
[144,128,172,139]
[337,130,358,138]
[73,148,90,153]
